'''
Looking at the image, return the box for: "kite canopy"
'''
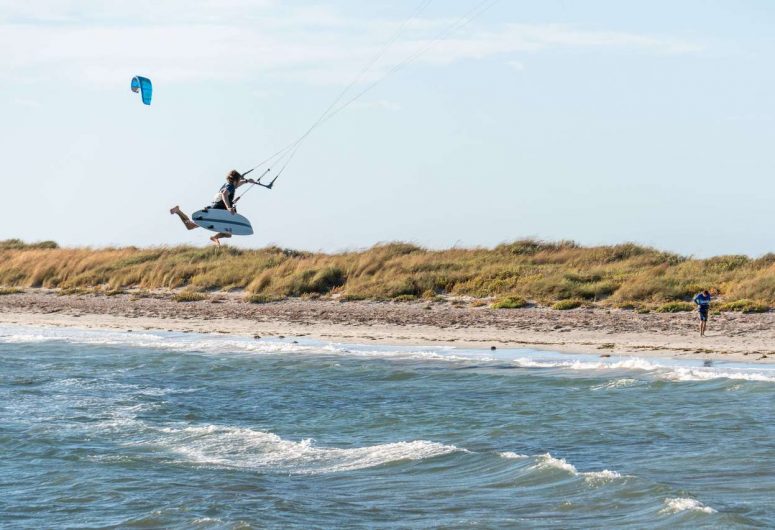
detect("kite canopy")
[130,76,152,105]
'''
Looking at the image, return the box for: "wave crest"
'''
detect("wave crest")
[156,424,459,474]
[660,497,717,514]
[532,453,622,484]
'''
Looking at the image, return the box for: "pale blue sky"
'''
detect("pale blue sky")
[1,0,773,256]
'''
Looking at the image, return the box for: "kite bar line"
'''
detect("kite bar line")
[253,0,436,177]
[242,0,499,187]
[240,0,434,182]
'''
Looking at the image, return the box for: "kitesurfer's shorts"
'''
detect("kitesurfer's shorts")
[209,202,227,210]
[698,306,709,321]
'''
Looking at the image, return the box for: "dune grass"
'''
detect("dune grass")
[0,239,772,310]
[172,291,208,303]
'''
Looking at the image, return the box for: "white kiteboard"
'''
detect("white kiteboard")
[191,208,254,236]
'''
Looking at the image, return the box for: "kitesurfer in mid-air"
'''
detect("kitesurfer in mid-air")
[170,170,257,246]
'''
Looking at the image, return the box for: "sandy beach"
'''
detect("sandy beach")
[0,289,772,362]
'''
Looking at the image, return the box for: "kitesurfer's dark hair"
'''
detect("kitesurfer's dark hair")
[227,169,241,182]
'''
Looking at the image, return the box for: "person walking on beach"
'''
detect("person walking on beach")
[170,170,257,246]
[693,290,712,337]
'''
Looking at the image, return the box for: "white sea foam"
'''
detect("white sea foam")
[512,356,775,383]
[534,453,579,474]
[0,325,464,363]
[591,378,642,390]
[512,357,657,372]
[532,453,622,484]
[153,424,459,474]
[192,517,223,525]
[660,367,775,383]
[582,469,623,485]
[499,451,528,459]
[660,497,717,514]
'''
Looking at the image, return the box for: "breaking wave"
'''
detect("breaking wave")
[153,424,460,474]
[660,497,717,514]
[532,453,623,485]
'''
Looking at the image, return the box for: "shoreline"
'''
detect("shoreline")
[0,290,773,363]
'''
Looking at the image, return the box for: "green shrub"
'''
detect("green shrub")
[492,296,528,309]
[0,287,22,295]
[718,299,770,313]
[0,239,58,249]
[655,301,694,313]
[704,255,750,273]
[552,299,583,310]
[497,239,578,255]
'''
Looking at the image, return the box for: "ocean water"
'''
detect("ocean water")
[1,324,773,529]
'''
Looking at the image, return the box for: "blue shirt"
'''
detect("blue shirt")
[211,182,236,208]
[693,293,711,308]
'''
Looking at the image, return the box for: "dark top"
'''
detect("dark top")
[693,293,711,308]
[211,182,236,210]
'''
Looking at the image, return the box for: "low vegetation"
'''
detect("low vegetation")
[0,239,58,250]
[717,299,770,314]
[552,299,584,310]
[245,293,281,304]
[492,296,528,309]
[0,239,771,311]
[172,291,208,303]
[655,301,694,313]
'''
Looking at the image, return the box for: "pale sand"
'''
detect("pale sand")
[0,290,772,362]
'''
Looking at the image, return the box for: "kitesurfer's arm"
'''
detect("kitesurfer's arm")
[235,178,257,188]
[221,189,236,214]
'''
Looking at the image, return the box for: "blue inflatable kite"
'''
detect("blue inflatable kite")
[130,76,152,105]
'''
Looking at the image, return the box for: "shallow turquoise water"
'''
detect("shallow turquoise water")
[1,325,773,528]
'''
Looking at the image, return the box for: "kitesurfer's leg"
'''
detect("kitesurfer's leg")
[699,307,708,336]
[170,206,198,230]
[210,233,232,246]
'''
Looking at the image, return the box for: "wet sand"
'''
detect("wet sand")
[0,290,772,362]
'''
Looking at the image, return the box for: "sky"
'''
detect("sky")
[1,0,773,256]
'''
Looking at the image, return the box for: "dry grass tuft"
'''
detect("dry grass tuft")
[172,291,208,303]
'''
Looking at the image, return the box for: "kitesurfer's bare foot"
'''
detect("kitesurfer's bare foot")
[170,205,181,215]
[210,235,221,246]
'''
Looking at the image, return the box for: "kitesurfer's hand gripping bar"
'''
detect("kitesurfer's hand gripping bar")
[234,168,276,204]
